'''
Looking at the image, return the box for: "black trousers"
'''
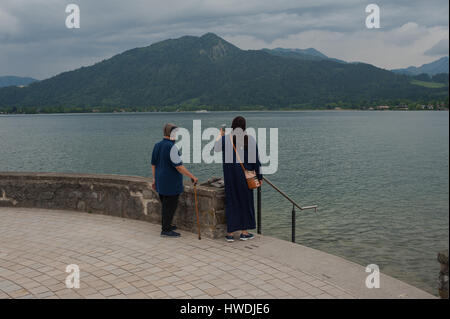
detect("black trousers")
[159,194,179,232]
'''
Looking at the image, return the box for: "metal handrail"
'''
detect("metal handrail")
[262,177,318,212]
[256,176,318,243]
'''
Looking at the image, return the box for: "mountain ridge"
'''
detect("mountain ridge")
[0,76,38,88]
[0,33,448,112]
[262,47,347,64]
[392,56,449,76]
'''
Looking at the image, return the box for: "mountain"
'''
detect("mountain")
[392,57,449,76]
[0,76,38,88]
[263,48,347,64]
[0,33,447,112]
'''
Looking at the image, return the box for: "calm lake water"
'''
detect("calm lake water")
[0,111,448,295]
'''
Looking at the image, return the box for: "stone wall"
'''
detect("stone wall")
[438,250,449,299]
[0,172,226,239]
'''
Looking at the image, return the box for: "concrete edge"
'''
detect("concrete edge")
[240,234,436,299]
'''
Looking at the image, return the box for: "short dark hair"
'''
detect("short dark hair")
[163,123,178,136]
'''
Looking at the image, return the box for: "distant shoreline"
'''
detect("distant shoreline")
[0,108,448,116]
[1,110,448,116]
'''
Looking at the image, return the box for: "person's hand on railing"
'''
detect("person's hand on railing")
[191,176,199,185]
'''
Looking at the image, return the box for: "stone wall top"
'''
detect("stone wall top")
[0,171,226,239]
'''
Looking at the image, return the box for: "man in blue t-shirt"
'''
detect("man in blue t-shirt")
[151,123,198,237]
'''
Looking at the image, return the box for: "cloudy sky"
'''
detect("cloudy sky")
[0,0,448,79]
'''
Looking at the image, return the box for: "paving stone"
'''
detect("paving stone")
[99,287,121,297]
[8,289,30,298]
[185,288,205,297]
[315,293,335,299]
[119,286,139,295]
[0,208,361,300]
[203,287,225,296]
[166,289,188,298]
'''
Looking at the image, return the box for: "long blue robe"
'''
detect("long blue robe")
[215,134,263,233]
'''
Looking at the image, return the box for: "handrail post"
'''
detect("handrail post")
[259,176,317,242]
[291,204,295,243]
[257,186,261,234]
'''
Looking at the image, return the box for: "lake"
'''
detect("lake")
[0,110,448,295]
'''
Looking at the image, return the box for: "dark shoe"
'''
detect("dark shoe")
[170,225,177,231]
[225,235,235,242]
[240,233,254,240]
[161,230,181,237]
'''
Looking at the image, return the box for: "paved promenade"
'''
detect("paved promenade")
[0,208,435,299]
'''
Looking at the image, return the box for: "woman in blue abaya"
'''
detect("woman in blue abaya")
[214,116,263,242]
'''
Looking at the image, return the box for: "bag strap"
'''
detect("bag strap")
[230,134,247,174]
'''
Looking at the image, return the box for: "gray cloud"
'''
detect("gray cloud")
[425,38,450,56]
[0,0,448,79]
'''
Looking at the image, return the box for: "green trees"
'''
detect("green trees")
[0,34,448,113]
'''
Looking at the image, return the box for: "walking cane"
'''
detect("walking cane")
[193,182,201,240]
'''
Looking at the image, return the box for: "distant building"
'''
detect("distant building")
[376,105,390,110]
[394,104,409,110]
[422,105,434,110]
